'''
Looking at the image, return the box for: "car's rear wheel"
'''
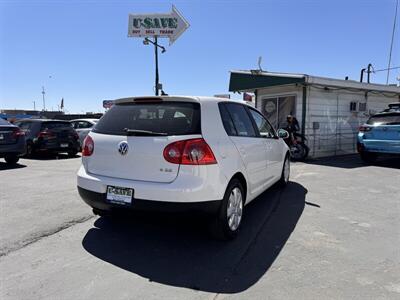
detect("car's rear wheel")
[360,151,378,163]
[25,142,35,157]
[211,178,244,240]
[4,155,19,165]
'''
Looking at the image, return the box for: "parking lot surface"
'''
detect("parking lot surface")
[1,155,399,299]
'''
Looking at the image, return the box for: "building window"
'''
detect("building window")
[260,95,296,129]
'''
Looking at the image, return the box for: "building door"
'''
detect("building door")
[261,96,296,130]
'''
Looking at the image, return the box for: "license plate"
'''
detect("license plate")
[106,186,133,205]
[60,143,69,148]
[0,134,3,140]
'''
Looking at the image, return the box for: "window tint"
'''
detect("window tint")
[93,102,201,136]
[74,121,93,129]
[41,122,72,130]
[218,103,237,136]
[248,108,276,138]
[367,113,400,125]
[225,103,256,137]
[15,122,32,130]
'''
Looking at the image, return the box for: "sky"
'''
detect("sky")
[0,0,399,113]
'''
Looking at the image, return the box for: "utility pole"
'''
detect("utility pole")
[154,36,159,96]
[41,86,46,111]
[387,0,398,84]
[33,101,36,111]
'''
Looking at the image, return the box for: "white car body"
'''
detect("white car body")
[77,96,289,237]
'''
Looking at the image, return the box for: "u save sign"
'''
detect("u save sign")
[128,5,190,45]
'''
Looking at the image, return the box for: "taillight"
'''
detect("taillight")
[359,125,372,132]
[12,128,25,138]
[82,135,94,156]
[163,138,217,165]
[37,131,55,138]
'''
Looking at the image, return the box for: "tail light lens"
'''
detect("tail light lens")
[163,138,217,165]
[37,130,56,138]
[82,135,94,156]
[12,128,25,138]
[359,125,372,132]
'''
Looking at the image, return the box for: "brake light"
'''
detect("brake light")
[82,135,94,156]
[163,138,217,165]
[37,131,55,138]
[359,125,372,132]
[12,128,25,138]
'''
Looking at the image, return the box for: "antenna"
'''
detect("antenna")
[258,56,263,71]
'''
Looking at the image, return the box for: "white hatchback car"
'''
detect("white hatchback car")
[77,96,290,239]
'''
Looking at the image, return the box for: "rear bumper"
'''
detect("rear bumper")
[357,140,400,154]
[34,140,80,152]
[77,163,228,204]
[0,140,26,157]
[78,186,221,214]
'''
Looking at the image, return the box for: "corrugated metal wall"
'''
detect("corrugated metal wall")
[256,85,399,158]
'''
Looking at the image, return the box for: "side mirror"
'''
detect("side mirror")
[277,129,289,139]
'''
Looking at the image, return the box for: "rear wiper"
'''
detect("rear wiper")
[123,128,168,136]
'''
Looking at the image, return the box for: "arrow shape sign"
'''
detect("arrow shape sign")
[128,5,190,45]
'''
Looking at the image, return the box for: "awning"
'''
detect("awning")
[229,71,305,92]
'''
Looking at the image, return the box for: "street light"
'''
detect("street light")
[143,37,166,95]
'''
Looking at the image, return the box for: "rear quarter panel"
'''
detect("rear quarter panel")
[199,100,250,202]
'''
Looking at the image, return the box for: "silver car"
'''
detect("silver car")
[70,119,98,146]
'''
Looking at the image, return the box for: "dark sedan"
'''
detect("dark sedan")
[14,119,80,157]
[0,118,26,164]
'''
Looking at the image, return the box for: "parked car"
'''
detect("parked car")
[77,96,290,239]
[0,118,26,164]
[14,119,80,157]
[357,110,400,162]
[70,119,98,146]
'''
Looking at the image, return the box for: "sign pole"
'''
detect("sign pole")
[154,36,159,96]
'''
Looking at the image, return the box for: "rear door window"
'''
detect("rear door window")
[93,101,201,136]
[224,103,256,137]
[367,113,400,125]
[218,103,237,136]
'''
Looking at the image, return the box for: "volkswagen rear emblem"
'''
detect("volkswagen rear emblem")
[118,141,129,155]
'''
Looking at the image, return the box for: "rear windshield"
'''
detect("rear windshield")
[93,101,201,136]
[41,122,73,130]
[367,113,400,125]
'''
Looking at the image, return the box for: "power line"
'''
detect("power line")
[373,66,400,73]
[386,0,399,84]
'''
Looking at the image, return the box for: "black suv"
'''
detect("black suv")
[14,119,80,157]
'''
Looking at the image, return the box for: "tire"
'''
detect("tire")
[278,154,290,187]
[25,142,35,158]
[360,151,378,163]
[290,143,308,161]
[211,178,245,240]
[4,155,19,165]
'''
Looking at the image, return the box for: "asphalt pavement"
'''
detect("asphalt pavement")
[0,154,399,299]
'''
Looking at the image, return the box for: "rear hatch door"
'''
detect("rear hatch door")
[365,113,400,140]
[0,124,18,145]
[87,100,201,183]
[40,121,76,146]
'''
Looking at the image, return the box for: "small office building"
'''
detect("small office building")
[229,70,400,158]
